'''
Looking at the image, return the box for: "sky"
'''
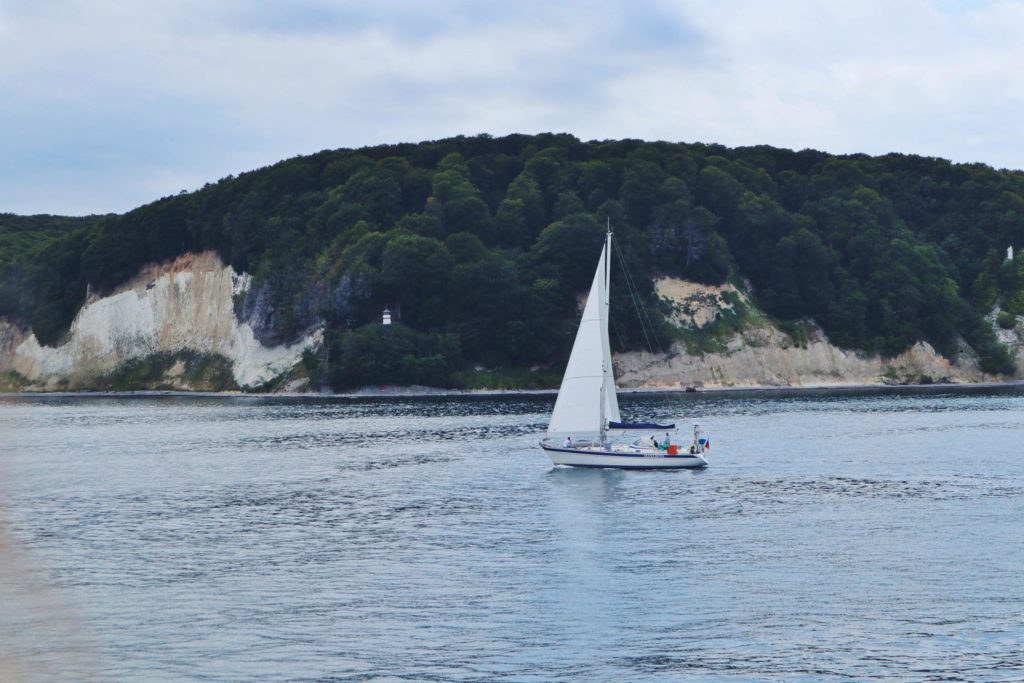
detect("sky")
[2,0,1024,216]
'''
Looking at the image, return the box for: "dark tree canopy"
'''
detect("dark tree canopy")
[3,133,1022,387]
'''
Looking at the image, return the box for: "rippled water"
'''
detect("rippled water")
[2,387,1023,681]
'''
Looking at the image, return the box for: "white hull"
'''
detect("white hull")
[541,444,708,469]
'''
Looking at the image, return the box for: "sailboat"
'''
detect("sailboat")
[540,226,709,469]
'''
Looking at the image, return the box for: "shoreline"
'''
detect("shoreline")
[4,379,1024,400]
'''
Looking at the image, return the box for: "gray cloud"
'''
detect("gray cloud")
[1,0,1022,215]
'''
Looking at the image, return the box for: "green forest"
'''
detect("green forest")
[3,133,1024,389]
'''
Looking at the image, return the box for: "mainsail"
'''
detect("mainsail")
[600,234,620,424]
[547,231,621,436]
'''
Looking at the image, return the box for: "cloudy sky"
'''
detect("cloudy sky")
[2,0,1023,216]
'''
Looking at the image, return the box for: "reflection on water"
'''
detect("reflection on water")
[1,387,1024,681]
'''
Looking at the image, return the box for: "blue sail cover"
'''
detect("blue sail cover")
[608,421,676,430]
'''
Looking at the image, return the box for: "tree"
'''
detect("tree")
[445,232,487,263]
[445,254,523,363]
[340,167,402,227]
[765,228,838,318]
[697,166,744,217]
[620,160,665,226]
[327,323,464,388]
[503,172,546,240]
[533,213,605,291]
[378,234,454,328]
[443,196,493,239]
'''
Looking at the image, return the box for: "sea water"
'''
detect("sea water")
[1,387,1022,681]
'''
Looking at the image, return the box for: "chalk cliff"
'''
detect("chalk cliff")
[0,252,319,391]
[614,277,999,389]
[0,264,1011,393]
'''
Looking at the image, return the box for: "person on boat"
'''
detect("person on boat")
[650,435,659,449]
[563,436,572,448]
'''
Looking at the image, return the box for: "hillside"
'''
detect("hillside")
[3,133,1024,391]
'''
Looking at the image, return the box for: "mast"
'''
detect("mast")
[605,218,612,301]
[600,220,611,441]
[601,218,620,427]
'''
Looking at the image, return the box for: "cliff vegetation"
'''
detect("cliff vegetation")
[2,133,1024,389]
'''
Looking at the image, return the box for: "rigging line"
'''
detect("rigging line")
[609,317,627,351]
[613,237,664,355]
[607,224,661,357]
[629,255,664,355]
[610,245,659,356]
[613,238,656,354]
[626,250,666,355]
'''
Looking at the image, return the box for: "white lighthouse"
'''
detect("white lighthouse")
[382,308,392,325]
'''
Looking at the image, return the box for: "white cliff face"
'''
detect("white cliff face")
[656,278,744,328]
[616,333,984,389]
[615,277,992,389]
[0,252,319,389]
[0,268,1006,392]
